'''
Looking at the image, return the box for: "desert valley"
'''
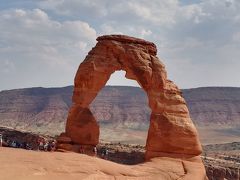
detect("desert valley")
[1,86,240,145]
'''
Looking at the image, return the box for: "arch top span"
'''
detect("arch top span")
[57,34,202,160]
[97,34,157,56]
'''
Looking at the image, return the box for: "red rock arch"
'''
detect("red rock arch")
[59,35,202,159]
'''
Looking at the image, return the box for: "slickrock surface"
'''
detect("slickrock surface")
[0,147,206,180]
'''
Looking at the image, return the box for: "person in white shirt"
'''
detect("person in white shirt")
[0,134,2,147]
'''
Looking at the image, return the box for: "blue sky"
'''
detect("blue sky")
[0,0,240,90]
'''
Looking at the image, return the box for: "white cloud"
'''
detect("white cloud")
[39,0,108,18]
[233,32,240,42]
[100,23,123,35]
[1,0,240,90]
[99,23,153,40]
[0,8,97,90]
[1,59,15,74]
[140,29,152,38]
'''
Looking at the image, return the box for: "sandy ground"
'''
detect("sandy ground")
[0,147,206,180]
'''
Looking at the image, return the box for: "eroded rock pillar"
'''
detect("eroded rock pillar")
[65,106,99,145]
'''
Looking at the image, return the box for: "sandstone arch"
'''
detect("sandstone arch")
[58,35,202,160]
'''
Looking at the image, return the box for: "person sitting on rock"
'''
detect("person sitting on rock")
[79,145,84,154]
[101,148,105,158]
[105,149,109,160]
[16,141,21,148]
[37,138,43,151]
[44,141,49,151]
[6,139,11,147]
[38,141,44,151]
[2,138,8,147]
[93,146,97,157]
[0,134,2,147]
[11,141,17,148]
[50,140,56,152]
[25,143,32,150]
[47,142,52,151]
[101,148,108,159]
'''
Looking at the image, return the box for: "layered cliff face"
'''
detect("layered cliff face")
[90,86,150,129]
[183,87,240,127]
[0,87,73,135]
[0,86,240,144]
[183,87,240,144]
[0,86,150,137]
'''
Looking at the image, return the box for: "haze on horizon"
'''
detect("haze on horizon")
[0,0,240,91]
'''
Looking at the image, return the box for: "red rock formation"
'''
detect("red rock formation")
[58,34,202,160]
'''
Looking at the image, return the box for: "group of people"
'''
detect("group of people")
[100,147,109,159]
[8,140,32,149]
[78,145,109,159]
[0,133,32,150]
[0,133,56,152]
[0,133,109,159]
[38,139,56,152]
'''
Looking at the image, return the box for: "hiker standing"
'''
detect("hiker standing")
[105,149,109,160]
[44,141,49,151]
[0,134,2,147]
[79,145,84,154]
[93,146,97,157]
[39,141,44,151]
[50,140,56,151]
[101,148,105,158]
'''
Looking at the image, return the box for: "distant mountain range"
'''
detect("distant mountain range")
[0,86,240,145]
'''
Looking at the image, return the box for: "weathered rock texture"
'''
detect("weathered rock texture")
[0,147,207,180]
[60,35,202,160]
